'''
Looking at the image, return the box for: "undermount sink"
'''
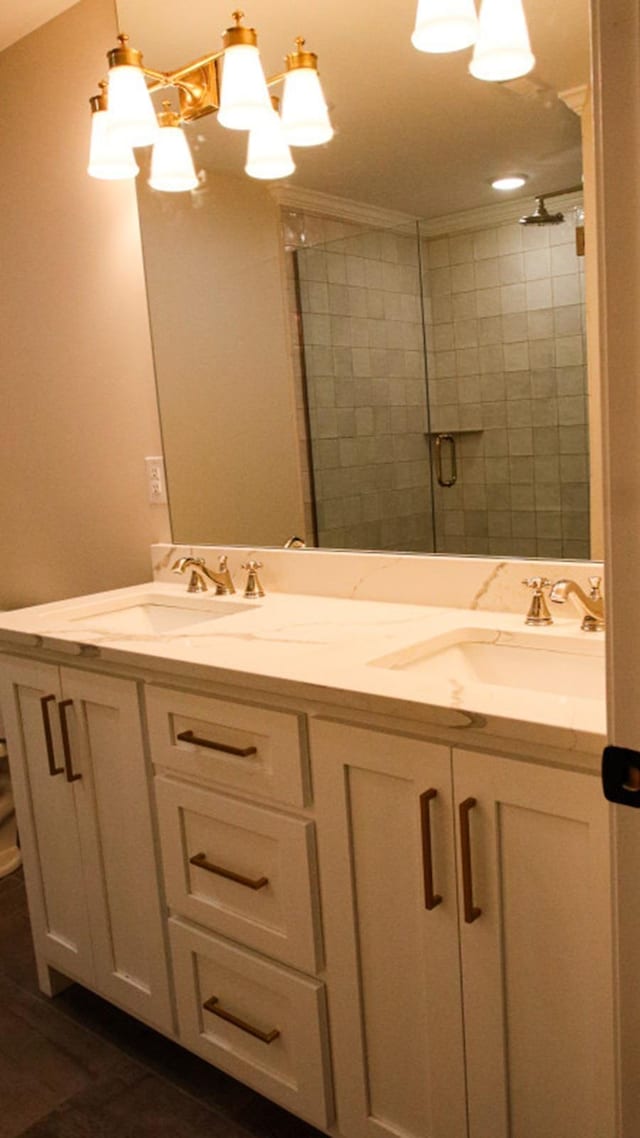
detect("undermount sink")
[64,595,251,636]
[370,628,605,701]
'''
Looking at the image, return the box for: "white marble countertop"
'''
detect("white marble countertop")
[0,582,606,764]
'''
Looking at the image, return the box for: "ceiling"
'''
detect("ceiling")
[2,0,590,218]
[0,0,79,52]
[118,0,590,218]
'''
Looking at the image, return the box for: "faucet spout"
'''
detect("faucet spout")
[171,556,235,595]
[549,577,604,632]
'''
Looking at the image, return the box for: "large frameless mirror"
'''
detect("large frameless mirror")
[118,0,594,559]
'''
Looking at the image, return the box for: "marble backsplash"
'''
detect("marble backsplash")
[151,544,602,617]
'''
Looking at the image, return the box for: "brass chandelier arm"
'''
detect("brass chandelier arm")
[141,57,292,124]
[142,57,225,123]
[142,67,172,88]
[144,47,227,92]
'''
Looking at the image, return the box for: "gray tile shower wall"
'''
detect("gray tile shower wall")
[292,216,434,553]
[422,213,589,558]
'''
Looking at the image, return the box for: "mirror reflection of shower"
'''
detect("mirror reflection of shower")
[287,186,589,559]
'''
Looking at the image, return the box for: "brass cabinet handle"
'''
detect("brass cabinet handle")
[40,695,64,777]
[58,700,82,783]
[419,789,442,910]
[203,995,280,1044]
[189,851,268,891]
[176,729,257,758]
[459,797,482,924]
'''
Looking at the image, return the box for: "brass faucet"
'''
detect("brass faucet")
[549,576,604,632]
[171,555,235,595]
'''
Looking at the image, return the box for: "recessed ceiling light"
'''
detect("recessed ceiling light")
[492,175,528,191]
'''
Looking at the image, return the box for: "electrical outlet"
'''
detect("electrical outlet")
[145,455,168,505]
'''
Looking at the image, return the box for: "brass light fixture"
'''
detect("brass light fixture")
[87,10,333,192]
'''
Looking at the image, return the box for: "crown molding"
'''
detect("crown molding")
[270,183,584,240]
[269,184,417,232]
[559,84,590,116]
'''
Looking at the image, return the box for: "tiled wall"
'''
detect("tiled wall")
[422,212,589,558]
[289,213,434,553]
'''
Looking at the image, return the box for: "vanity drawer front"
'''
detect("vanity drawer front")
[155,777,321,972]
[146,686,308,806]
[169,918,333,1130]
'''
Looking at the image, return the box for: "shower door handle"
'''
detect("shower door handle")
[435,433,457,487]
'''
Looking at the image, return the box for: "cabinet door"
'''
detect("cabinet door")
[311,720,466,1138]
[453,749,616,1138]
[59,668,173,1034]
[0,658,95,986]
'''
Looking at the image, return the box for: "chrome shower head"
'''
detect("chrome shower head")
[519,196,564,226]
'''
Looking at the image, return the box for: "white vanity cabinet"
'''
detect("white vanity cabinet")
[146,684,333,1131]
[0,657,173,1034]
[0,642,619,1138]
[311,720,616,1138]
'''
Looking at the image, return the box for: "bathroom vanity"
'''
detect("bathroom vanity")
[0,549,627,1138]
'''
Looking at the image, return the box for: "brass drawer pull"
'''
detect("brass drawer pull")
[58,700,82,783]
[176,729,257,758]
[203,995,280,1044]
[459,797,481,924]
[40,695,64,777]
[189,851,268,891]
[420,789,442,910]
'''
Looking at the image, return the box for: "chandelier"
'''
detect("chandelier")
[88,11,334,191]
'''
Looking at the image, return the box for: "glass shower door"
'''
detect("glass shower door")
[292,216,436,553]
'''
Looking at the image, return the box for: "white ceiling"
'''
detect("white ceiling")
[118,0,590,217]
[2,0,590,218]
[0,0,79,52]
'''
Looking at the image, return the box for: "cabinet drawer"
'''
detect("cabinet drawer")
[169,918,333,1130]
[146,686,308,806]
[155,777,321,971]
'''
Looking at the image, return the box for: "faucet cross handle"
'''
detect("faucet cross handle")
[522,577,553,626]
[588,575,603,599]
[242,560,265,599]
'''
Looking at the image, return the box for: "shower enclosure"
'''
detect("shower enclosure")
[285,201,589,559]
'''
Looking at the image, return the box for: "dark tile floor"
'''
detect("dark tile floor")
[0,869,323,1138]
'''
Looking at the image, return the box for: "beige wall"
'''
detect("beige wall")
[136,172,305,547]
[0,0,169,610]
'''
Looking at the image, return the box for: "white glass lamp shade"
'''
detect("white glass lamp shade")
[217,44,271,131]
[245,107,295,180]
[411,0,479,53]
[281,68,333,147]
[107,64,158,147]
[88,109,139,180]
[148,124,198,192]
[469,0,535,82]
